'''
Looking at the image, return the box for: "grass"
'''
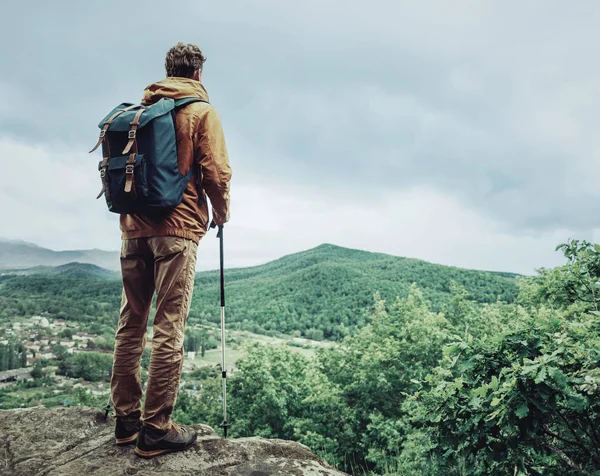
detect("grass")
[183,327,332,370]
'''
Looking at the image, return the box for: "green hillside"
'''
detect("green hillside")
[1,262,119,279]
[0,244,519,340]
[190,244,519,339]
[0,265,122,326]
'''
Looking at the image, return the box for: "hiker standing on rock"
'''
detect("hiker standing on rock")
[103,43,232,457]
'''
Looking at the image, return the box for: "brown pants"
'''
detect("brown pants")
[110,236,198,430]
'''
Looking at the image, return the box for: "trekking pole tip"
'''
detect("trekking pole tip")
[103,404,111,421]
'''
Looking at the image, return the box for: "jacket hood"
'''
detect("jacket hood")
[142,77,209,104]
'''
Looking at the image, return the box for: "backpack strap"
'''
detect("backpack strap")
[122,107,147,155]
[173,98,210,206]
[124,153,137,195]
[174,98,209,108]
[96,158,110,200]
[89,104,141,154]
[93,104,142,200]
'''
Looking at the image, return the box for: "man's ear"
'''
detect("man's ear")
[193,69,201,82]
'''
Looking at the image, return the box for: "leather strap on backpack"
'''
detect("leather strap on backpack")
[96,157,110,200]
[124,153,137,195]
[122,107,146,155]
[89,104,141,154]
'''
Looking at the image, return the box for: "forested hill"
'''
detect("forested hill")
[0,243,519,340]
[190,244,520,339]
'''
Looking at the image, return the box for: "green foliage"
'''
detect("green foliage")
[57,351,112,382]
[399,241,600,475]
[191,244,518,339]
[59,328,74,339]
[0,266,121,326]
[184,328,217,356]
[30,360,44,379]
[519,239,600,315]
[72,386,106,407]
[230,344,309,438]
[0,376,75,409]
[6,241,598,475]
[0,245,518,342]
[0,341,28,371]
[172,241,600,475]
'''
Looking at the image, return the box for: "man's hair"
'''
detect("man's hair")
[165,42,206,78]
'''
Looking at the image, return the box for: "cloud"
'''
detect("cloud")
[0,138,573,274]
[0,0,598,273]
[0,139,120,250]
[222,177,573,275]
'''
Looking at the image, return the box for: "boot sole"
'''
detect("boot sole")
[116,432,139,446]
[135,435,197,459]
[135,444,193,459]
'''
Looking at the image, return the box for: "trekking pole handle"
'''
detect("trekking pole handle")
[210,220,224,237]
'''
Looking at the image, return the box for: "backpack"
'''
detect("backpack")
[89,97,207,214]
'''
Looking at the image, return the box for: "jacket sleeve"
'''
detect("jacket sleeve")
[194,107,232,225]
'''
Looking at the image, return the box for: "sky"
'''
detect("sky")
[1,0,599,274]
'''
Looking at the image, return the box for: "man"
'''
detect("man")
[110,42,232,458]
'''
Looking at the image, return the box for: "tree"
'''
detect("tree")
[30,361,44,379]
[399,241,600,475]
[59,328,74,339]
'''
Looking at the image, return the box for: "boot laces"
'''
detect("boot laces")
[171,421,185,434]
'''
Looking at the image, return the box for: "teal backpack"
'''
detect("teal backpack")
[90,97,207,214]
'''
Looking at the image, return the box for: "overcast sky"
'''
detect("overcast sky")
[1,0,599,274]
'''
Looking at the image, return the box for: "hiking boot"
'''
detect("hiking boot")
[115,417,142,446]
[135,422,197,458]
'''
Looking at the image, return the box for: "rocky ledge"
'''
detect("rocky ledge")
[0,407,347,475]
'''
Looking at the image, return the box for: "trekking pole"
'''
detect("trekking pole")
[217,224,230,437]
[103,396,112,421]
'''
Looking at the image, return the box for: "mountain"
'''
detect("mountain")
[1,262,118,279]
[0,238,120,271]
[190,244,520,339]
[0,244,520,340]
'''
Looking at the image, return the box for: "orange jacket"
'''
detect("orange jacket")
[120,78,232,244]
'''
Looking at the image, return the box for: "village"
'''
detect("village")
[1,315,99,364]
[0,312,327,412]
[0,315,113,400]
[0,314,217,402]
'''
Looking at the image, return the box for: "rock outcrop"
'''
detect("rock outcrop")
[0,407,347,475]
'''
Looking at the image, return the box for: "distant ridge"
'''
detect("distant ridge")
[0,242,521,339]
[0,262,118,279]
[191,243,521,338]
[0,238,119,271]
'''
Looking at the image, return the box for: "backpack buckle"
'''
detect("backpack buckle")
[99,130,106,138]
[128,130,136,139]
[100,168,106,178]
[125,164,134,175]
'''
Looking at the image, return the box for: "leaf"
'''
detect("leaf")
[469,395,482,409]
[547,366,568,387]
[521,363,540,376]
[534,366,547,384]
[515,403,529,419]
[473,385,489,398]
[490,397,502,407]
